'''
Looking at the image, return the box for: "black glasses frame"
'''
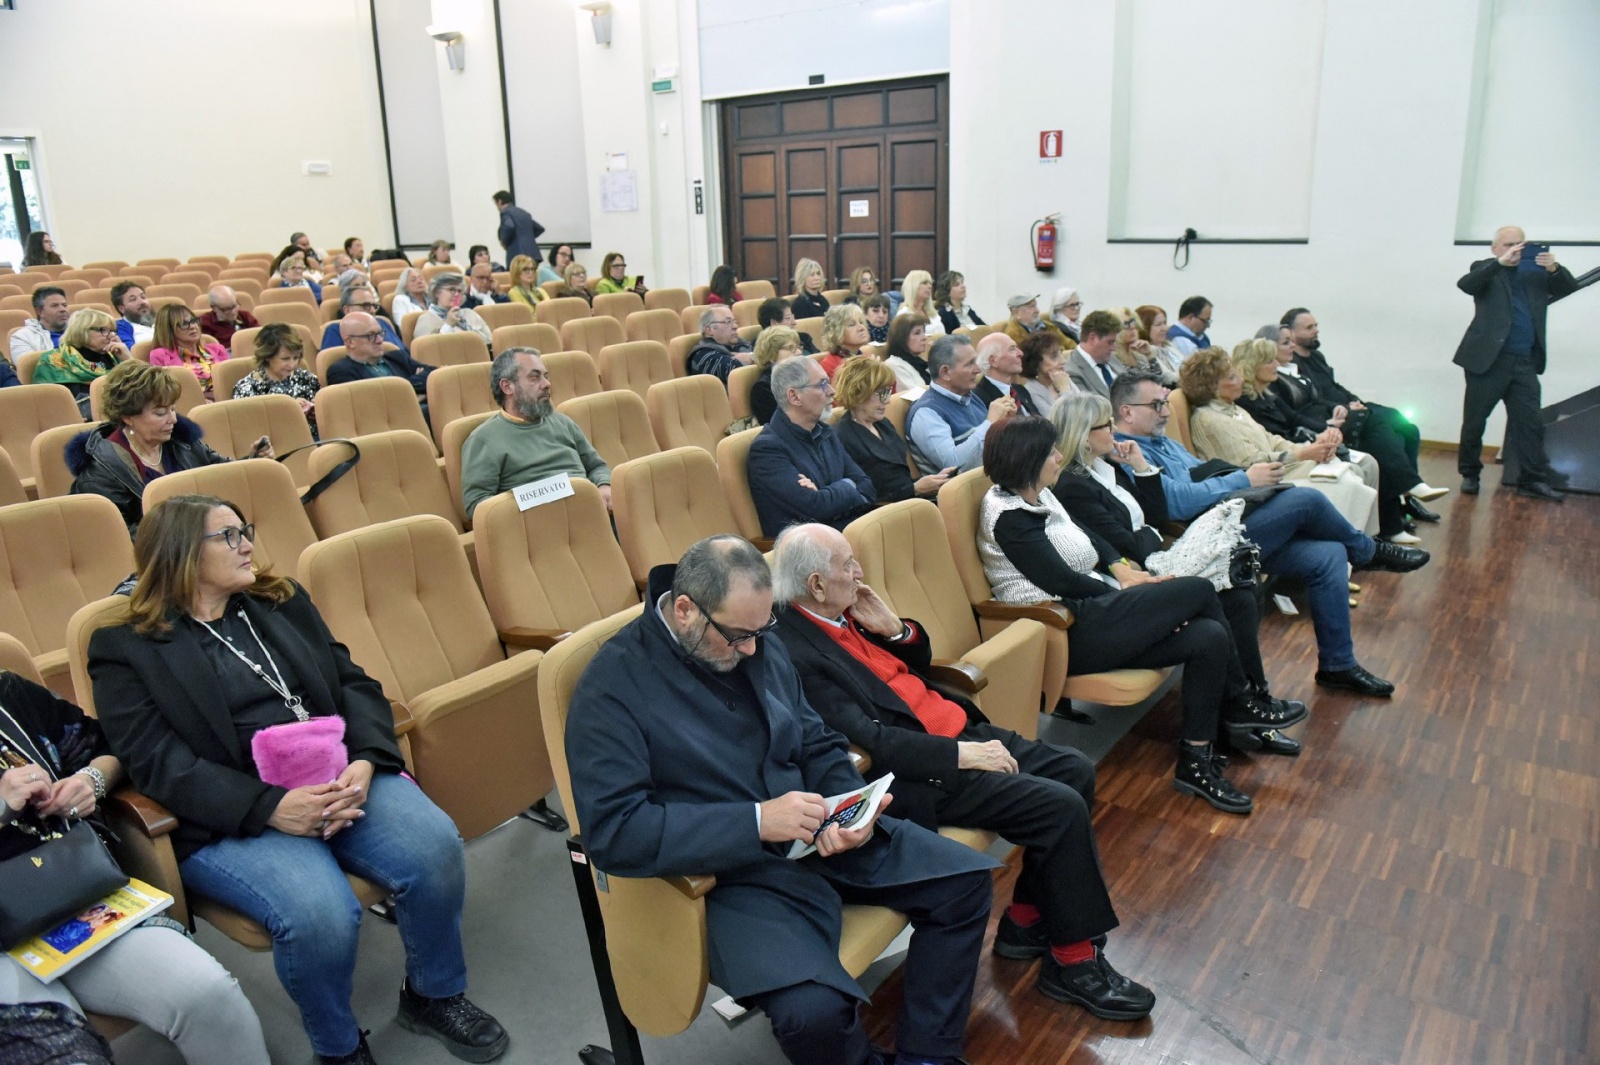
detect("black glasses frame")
[203,523,256,550]
[689,596,778,646]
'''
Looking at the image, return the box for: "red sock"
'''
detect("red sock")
[1051,939,1096,966]
[1006,902,1041,927]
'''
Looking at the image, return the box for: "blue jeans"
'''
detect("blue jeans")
[1244,487,1374,672]
[180,773,468,1058]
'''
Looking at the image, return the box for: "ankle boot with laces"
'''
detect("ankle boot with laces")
[1173,742,1253,814]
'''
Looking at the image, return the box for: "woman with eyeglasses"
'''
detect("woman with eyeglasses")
[552,261,593,307]
[149,303,231,399]
[538,244,574,286]
[595,252,647,297]
[273,254,323,303]
[86,495,509,1065]
[882,311,932,391]
[232,324,321,436]
[749,325,804,427]
[843,266,878,305]
[66,362,272,537]
[835,356,955,502]
[1049,287,1083,341]
[33,309,129,411]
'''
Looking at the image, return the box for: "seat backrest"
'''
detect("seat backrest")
[0,631,43,685]
[535,297,590,330]
[315,377,433,451]
[137,258,181,270]
[28,423,84,499]
[691,285,711,305]
[442,411,497,525]
[15,350,43,386]
[612,446,738,588]
[844,499,982,660]
[556,390,660,471]
[472,302,533,333]
[185,394,316,487]
[646,376,732,456]
[399,311,423,348]
[967,324,995,345]
[211,355,256,400]
[219,276,264,299]
[305,430,462,538]
[65,596,133,716]
[795,317,826,345]
[731,299,764,328]
[667,333,698,378]
[727,363,762,422]
[256,286,317,309]
[412,331,490,368]
[935,467,998,607]
[88,366,202,422]
[0,495,134,661]
[299,515,501,705]
[143,459,318,581]
[1165,388,1195,454]
[559,315,625,358]
[597,340,672,399]
[425,363,496,451]
[821,288,849,306]
[0,294,35,313]
[544,350,602,406]
[62,269,112,285]
[715,427,764,543]
[591,292,645,325]
[491,322,561,355]
[189,255,231,268]
[475,481,639,639]
[0,384,83,489]
[0,309,31,340]
[53,279,90,299]
[886,391,916,439]
[253,301,321,333]
[82,261,129,274]
[0,447,26,508]
[735,280,777,302]
[623,308,682,347]
[231,324,318,363]
[148,282,202,301]
[737,324,760,347]
[680,305,714,336]
[643,287,690,315]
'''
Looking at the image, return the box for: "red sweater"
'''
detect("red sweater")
[800,611,966,738]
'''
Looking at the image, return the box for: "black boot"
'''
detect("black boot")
[318,1032,378,1065]
[1355,540,1429,573]
[1224,689,1308,731]
[1249,681,1306,719]
[398,983,509,1062]
[1404,496,1440,523]
[1173,743,1252,814]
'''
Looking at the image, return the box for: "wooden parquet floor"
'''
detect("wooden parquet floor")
[866,454,1600,1065]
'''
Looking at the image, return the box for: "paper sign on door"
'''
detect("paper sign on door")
[514,472,576,511]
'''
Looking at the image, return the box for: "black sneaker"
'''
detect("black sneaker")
[1355,540,1429,573]
[1460,475,1480,495]
[993,912,1050,960]
[318,1031,378,1065]
[1036,950,1156,1020]
[397,984,509,1062]
[1173,743,1252,815]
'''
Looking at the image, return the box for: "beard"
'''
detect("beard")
[513,393,554,422]
[1303,338,1321,351]
[128,311,155,327]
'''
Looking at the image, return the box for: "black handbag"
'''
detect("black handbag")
[1228,542,1262,588]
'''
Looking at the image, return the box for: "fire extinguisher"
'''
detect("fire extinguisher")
[1031,213,1060,273]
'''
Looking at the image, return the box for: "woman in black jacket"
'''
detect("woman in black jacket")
[87,495,508,1065]
[833,357,953,501]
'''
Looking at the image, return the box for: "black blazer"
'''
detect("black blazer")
[326,349,433,397]
[1290,348,1360,409]
[837,415,920,502]
[1268,369,1336,428]
[774,609,986,830]
[973,376,1042,417]
[1454,257,1578,375]
[88,585,406,860]
[1051,464,1167,564]
[1239,389,1323,440]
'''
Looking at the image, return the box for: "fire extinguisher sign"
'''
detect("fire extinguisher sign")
[1039,130,1063,163]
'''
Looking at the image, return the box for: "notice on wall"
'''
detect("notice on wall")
[1039,130,1063,162]
[849,200,870,218]
[514,473,576,511]
[601,170,639,213]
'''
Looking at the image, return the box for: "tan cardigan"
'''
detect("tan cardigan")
[1189,399,1315,478]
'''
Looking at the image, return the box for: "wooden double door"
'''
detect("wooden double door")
[720,76,948,292]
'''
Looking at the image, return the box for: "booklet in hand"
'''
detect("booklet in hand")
[787,773,895,860]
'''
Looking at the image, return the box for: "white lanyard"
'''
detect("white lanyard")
[194,608,308,722]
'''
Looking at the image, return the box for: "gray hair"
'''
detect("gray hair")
[927,333,971,380]
[770,355,816,408]
[699,307,729,333]
[428,272,464,300]
[340,284,375,308]
[973,332,1007,373]
[771,525,835,604]
[1108,366,1164,418]
[490,346,540,406]
[672,535,772,612]
[206,285,235,306]
[1254,323,1285,341]
[1050,391,1112,469]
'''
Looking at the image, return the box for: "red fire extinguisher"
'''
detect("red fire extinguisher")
[1031,214,1060,273]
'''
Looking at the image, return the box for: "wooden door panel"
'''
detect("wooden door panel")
[838,237,881,280]
[833,92,884,129]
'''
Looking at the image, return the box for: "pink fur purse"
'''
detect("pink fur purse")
[251,715,349,790]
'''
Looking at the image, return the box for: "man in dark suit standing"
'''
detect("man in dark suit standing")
[771,523,1156,1022]
[1454,225,1578,500]
[492,190,545,265]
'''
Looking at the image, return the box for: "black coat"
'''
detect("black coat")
[326,349,433,397]
[1267,369,1337,429]
[837,416,919,502]
[790,292,830,320]
[1290,347,1360,408]
[1239,388,1323,440]
[496,204,546,264]
[1453,257,1578,375]
[88,586,406,860]
[974,376,1042,417]
[775,609,986,830]
[0,671,111,862]
[65,416,230,537]
[1051,464,1167,564]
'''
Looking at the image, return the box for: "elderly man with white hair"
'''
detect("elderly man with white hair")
[770,522,1156,1022]
[972,332,1042,416]
[747,357,875,537]
[411,272,494,348]
[197,286,260,350]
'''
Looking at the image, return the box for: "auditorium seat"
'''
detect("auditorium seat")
[0,494,134,697]
[88,366,202,422]
[400,311,423,348]
[185,394,316,489]
[210,355,256,400]
[0,310,31,344]
[0,447,27,508]
[535,297,591,331]
[643,287,690,315]
[0,294,33,312]
[442,411,496,526]
[735,280,777,302]
[27,423,83,499]
[679,305,714,336]
[315,378,434,454]
[556,390,660,471]
[425,363,496,451]
[715,427,770,549]
[82,261,129,275]
[845,498,1050,739]
[53,279,90,299]
[255,286,318,309]
[188,255,231,269]
[727,363,761,423]
[137,258,181,271]
[731,299,764,328]
[597,340,672,400]
[412,332,491,369]
[148,282,203,301]
[143,459,318,582]
[560,315,625,358]
[666,333,698,378]
[13,351,42,385]
[737,325,761,347]
[318,299,342,324]
[822,288,849,306]
[591,291,644,324]
[1164,389,1196,454]
[966,324,995,345]
[491,322,561,356]
[253,301,321,334]
[646,376,732,456]
[623,308,682,347]
[219,276,264,299]
[543,350,603,406]
[0,384,83,499]
[472,302,533,333]
[611,446,739,589]
[691,285,711,305]
[61,269,111,285]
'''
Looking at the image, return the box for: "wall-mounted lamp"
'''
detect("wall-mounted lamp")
[426,25,466,71]
[577,1,613,46]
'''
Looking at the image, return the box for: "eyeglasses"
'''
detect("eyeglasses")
[346,301,380,312]
[203,523,256,550]
[1122,320,1138,330]
[1124,400,1171,411]
[347,331,386,343]
[611,263,627,271]
[1090,422,1113,431]
[211,304,238,313]
[873,387,894,402]
[796,380,833,394]
[1064,301,1083,310]
[88,326,116,336]
[1197,317,1212,328]
[689,596,778,647]
[176,318,199,328]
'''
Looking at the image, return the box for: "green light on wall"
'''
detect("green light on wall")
[1403,409,1415,421]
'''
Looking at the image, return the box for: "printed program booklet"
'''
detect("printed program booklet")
[787,773,895,860]
[6,879,174,982]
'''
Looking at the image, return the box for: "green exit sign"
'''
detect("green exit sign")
[651,78,675,94]
[12,159,28,170]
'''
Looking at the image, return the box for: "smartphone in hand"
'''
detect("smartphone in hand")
[1519,242,1550,271]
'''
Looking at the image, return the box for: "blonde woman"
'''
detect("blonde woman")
[817,303,869,381]
[505,255,546,308]
[895,269,944,336]
[834,356,953,502]
[34,308,128,404]
[791,257,830,319]
[750,325,804,426]
[149,303,230,397]
[1182,347,1378,534]
[1109,306,1161,376]
[555,261,592,306]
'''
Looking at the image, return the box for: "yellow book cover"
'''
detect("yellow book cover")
[6,879,174,982]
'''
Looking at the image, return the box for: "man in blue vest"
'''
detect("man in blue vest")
[906,334,1016,475]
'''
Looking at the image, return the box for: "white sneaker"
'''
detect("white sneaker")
[1409,483,1449,501]
[1383,530,1422,545]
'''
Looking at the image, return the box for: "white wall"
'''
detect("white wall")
[501,0,592,245]
[374,0,455,247]
[0,0,394,263]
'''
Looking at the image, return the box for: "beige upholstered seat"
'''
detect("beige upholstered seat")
[611,446,739,589]
[231,324,318,364]
[679,305,714,336]
[535,297,591,331]
[731,298,764,328]
[301,514,552,841]
[473,302,533,333]
[490,322,561,356]
[253,301,321,333]
[304,430,462,538]
[185,394,316,488]
[209,355,256,400]
[734,280,777,302]
[714,427,771,549]
[623,308,682,347]
[412,332,491,368]
[442,412,497,526]
[821,288,849,306]
[399,311,424,348]
[543,350,603,406]
[142,459,318,581]
[0,448,27,508]
[845,498,1050,738]
[255,286,318,309]
[727,363,762,422]
[556,390,660,472]
[646,376,732,456]
[315,378,434,453]
[147,282,202,303]
[591,291,644,324]
[597,340,672,399]
[0,384,83,498]
[644,288,690,315]
[1165,389,1196,454]
[560,315,625,358]
[27,424,83,499]
[667,333,698,378]
[0,495,133,697]
[425,363,496,451]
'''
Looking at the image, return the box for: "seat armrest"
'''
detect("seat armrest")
[665,873,717,899]
[975,599,1074,629]
[848,746,872,775]
[104,787,178,839]
[390,700,416,737]
[499,626,572,651]
[751,536,774,552]
[929,659,988,694]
